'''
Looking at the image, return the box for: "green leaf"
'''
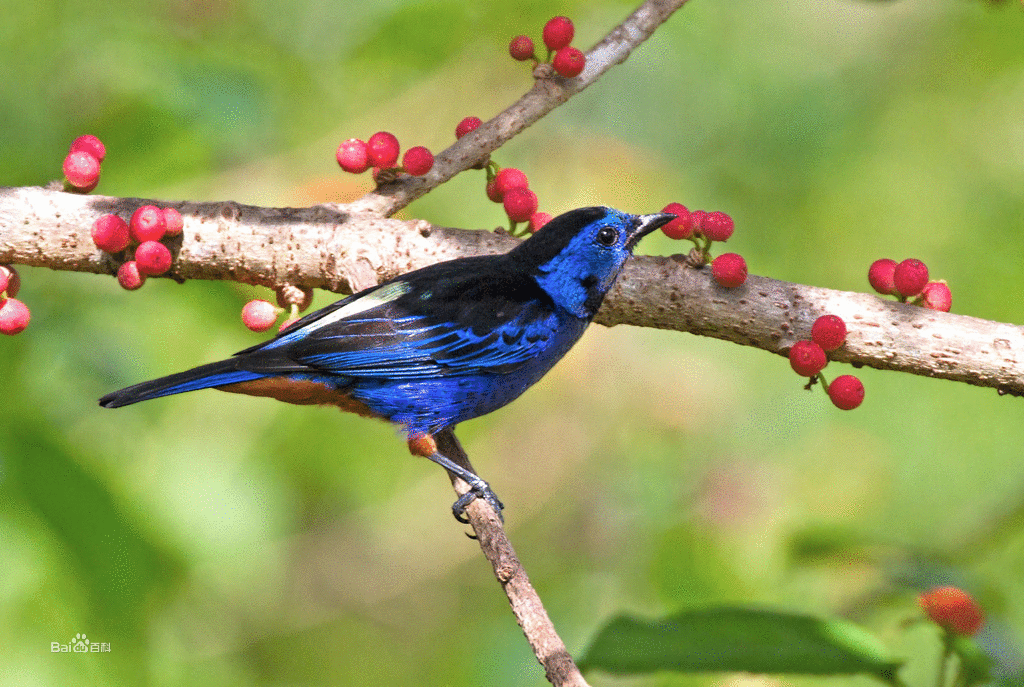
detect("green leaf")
[579,606,901,682]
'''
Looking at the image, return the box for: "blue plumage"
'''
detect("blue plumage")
[100,206,675,518]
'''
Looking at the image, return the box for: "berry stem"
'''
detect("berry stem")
[952,661,967,687]
[485,160,500,183]
[804,372,825,392]
[937,633,952,687]
[698,236,713,263]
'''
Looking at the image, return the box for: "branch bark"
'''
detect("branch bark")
[434,430,590,687]
[2,185,1022,396]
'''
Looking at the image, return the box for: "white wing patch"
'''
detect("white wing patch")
[301,281,411,335]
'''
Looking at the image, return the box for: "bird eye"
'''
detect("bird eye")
[595,226,618,246]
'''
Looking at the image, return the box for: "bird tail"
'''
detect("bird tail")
[99,359,265,408]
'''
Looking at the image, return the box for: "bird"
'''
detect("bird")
[100,206,675,521]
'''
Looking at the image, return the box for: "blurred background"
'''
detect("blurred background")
[1,0,1023,684]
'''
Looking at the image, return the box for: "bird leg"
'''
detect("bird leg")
[408,432,505,523]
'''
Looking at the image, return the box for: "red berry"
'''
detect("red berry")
[660,202,693,240]
[509,35,536,61]
[63,151,100,190]
[868,258,898,295]
[367,131,400,168]
[920,281,952,312]
[486,180,502,203]
[402,146,434,176]
[702,211,734,242]
[827,374,864,410]
[1,265,21,298]
[456,116,482,139]
[242,299,279,332]
[528,212,553,233]
[130,205,167,243]
[134,241,173,276]
[493,167,529,200]
[0,266,19,298]
[919,586,984,637]
[336,138,370,174]
[893,258,929,297]
[542,16,575,51]
[117,261,146,290]
[69,134,106,163]
[789,340,827,377]
[552,46,585,78]
[811,314,847,352]
[162,207,184,236]
[503,187,539,223]
[0,298,30,335]
[279,316,301,332]
[689,210,708,236]
[711,253,747,288]
[91,214,131,253]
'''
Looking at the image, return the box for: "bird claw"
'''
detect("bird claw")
[451,478,504,524]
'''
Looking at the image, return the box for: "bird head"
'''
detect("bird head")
[513,206,675,319]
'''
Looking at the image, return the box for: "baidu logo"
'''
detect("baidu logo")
[51,633,111,653]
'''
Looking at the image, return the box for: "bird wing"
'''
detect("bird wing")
[233,259,562,380]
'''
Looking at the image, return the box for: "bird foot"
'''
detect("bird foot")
[452,478,505,524]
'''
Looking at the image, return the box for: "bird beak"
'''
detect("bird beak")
[627,212,677,249]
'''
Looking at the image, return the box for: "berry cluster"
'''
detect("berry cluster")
[334,114,547,236]
[483,164,551,235]
[62,135,106,193]
[336,132,434,180]
[92,205,183,290]
[918,586,984,637]
[869,257,951,312]
[509,16,586,78]
[453,115,551,234]
[787,314,865,410]
[660,203,747,288]
[241,285,314,333]
[0,265,29,335]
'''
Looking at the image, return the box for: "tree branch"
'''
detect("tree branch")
[434,430,590,687]
[2,186,1022,396]
[605,256,1024,397]
[345,0,691,218]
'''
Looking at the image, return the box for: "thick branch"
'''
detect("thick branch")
[0,186,513,294]
[346,0,690,217]
[2,185,1023,396]
[605,257,1024,396]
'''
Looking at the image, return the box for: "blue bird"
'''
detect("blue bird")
[100,207,674,520]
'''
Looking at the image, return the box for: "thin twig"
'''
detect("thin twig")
[344,0,691,218]
[433,430,590,687]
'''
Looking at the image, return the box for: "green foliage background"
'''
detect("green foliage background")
[1,0,1023,685]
